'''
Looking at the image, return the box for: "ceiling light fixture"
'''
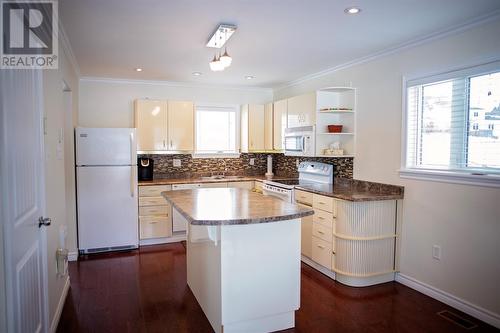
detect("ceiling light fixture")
[208,24,236,72]
[245,75,255,80]
[344,7,361,14]
[135,68,143,72]
[192,72,202,76]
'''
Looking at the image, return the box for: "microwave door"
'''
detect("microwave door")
[285,136,303,151]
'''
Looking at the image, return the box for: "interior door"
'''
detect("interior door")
[168,100,194,151]
[0,70,49,332]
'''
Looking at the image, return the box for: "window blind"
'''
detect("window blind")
[405,62,500,174]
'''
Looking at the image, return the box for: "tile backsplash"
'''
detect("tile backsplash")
[138,153,353,179]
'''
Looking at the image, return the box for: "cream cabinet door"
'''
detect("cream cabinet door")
[273,99,287,150]
[167,100,194,151]
[264,102,274,151]
[298,203,313,258]
[287,92,316,128]
[134,99,167,151]
[248,104,265,151]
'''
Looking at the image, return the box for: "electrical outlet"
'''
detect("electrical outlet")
[173,159,181,167]
[249,158,255,166]
[432,245,442,260]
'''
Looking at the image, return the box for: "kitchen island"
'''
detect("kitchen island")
[162,188,314,333]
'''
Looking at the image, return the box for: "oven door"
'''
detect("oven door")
[284,135,305,156]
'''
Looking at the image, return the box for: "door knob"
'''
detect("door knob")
[38,216,51,228]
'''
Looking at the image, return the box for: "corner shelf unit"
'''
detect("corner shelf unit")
[315,87,356,158]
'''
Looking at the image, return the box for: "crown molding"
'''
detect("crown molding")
[79,76,273,93]
[274,9,500,92]
[58,20,81,77]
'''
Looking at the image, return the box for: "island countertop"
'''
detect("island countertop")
[161,188,314,226]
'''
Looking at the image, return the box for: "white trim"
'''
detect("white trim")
[67,251,78,262]
[399,168,500,188]
[396,273,500,328]
[139,234,186,246]
[49,276,70,333]
[58,20,81,77]
[301,256,336,280]
[274,9,500,91]
[80,76,273,93]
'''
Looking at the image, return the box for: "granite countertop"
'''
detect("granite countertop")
[138,175,293,186]
[161,188,314,226]
[295,178,404,201]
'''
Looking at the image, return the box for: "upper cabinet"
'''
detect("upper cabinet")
[135,99,194,153]
[287,92,316,128]
[135,99,167,151]
[264,103,274,151]
[241,104,265,152]
[167,101,194,151]
[273,99,287,150]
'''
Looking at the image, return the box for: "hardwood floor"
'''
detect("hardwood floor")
[57,243,497,333]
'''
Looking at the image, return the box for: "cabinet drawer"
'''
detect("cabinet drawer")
[139,205,170,216]
[312,222,332,243]
[228,181,254,190]
[139,216,172,239]
[312,237,332,269]
[139,196,167,207]
[313,209,334,228]
[201,182,227,188]
[139,185,172,197]
[295,189,313,205]
[313,194,335,214]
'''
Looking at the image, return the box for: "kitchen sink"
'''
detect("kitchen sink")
[199,175,245,180]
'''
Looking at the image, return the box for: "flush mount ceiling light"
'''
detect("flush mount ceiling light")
[135,68,143,72]
[344,7,361,14]
[192,72,202,76]
[208,24,236,72]
[245,75,255,80]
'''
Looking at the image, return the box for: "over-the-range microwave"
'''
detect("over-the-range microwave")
[284,126,315,157]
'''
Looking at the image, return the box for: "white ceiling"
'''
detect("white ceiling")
[60,0,500,88]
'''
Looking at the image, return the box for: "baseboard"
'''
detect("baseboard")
[49,276,70,333]
[301,255,336,280]
[68,251,78,262]
[396,273,500,329]
[139,234,186,246]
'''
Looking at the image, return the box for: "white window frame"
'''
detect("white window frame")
[400,59,500,188]
[192,103,241,159]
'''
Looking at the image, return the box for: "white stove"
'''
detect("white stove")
[263,162,334,203]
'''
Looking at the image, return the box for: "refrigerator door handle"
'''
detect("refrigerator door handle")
[130,167,135,197]
[129,132,134,164]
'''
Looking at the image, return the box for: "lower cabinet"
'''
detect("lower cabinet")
[227,181,254,189]
[138,184,172,239]
[296,190,399,287]
[297,203,313,258]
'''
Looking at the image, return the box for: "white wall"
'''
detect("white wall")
[43,34,79,331]
[79,78,273,128]
[275,18,500,323]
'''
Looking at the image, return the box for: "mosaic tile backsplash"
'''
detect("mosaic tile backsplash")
[139,153,353,179]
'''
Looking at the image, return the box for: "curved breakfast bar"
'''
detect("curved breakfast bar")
[162,188,314,333]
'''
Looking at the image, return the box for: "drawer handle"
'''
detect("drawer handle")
[318,201,326,205]
[317,245,325,249]
[317,216,325,220]
[317,230,325,235]
[149,221,159,224]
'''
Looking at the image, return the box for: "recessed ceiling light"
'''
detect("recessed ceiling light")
[135,68,143,72]
[344,7,361,14]
[245,75,255,80]
[192,72,202,76]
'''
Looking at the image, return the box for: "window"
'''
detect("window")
[194,105,239,156]
[403,62,500,184]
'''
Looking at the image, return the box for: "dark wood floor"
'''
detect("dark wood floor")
[57,243,497,333]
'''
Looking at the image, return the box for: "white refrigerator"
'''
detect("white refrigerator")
[76,127,138,253]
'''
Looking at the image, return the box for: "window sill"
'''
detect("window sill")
[191,152,241,159]
[399,168,500,188]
